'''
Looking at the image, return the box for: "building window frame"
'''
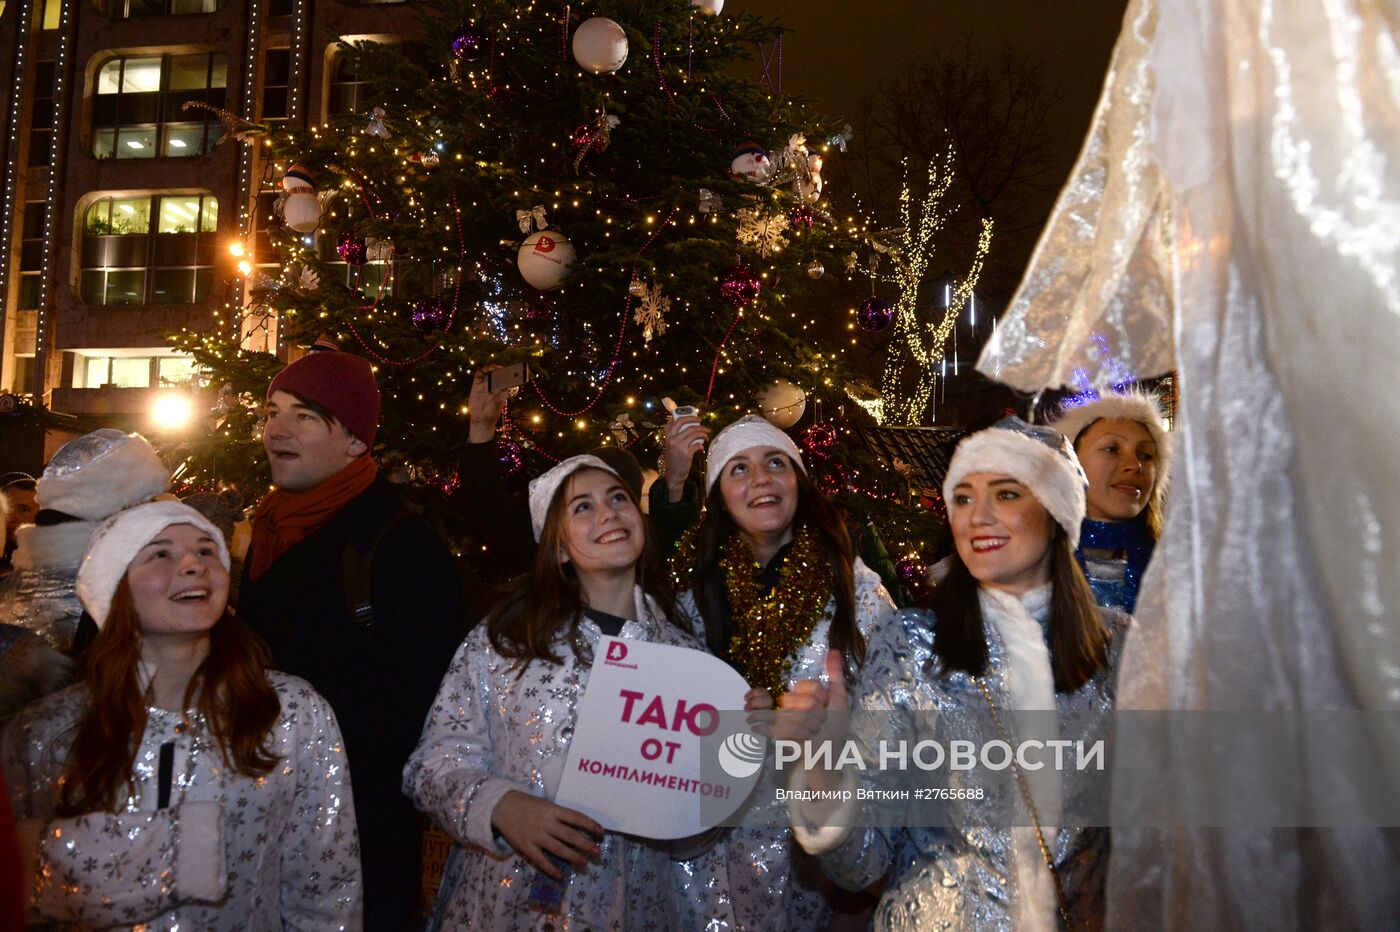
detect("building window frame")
[94,0,223,19]
[91,52,227,160]
[79,192,219,306]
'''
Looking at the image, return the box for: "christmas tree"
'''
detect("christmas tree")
[171,0,945,579]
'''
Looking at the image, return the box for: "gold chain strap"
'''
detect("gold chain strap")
[974,676,1077,931]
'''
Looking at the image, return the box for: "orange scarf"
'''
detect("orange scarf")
[249,455,378,581]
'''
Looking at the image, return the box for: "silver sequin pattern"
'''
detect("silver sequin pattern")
[404,591,702,930]
[674,559,896,931]
[2,671,363,930]
[815,604,1127,932]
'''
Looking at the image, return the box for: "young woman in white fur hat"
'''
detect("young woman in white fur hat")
[0,501,362,929]
[1049,389,1171,614]
[404,454,700,930]
[777,417,1128,932]
[668,414,896,930]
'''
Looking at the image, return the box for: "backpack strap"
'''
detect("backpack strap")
[343,507,410,628]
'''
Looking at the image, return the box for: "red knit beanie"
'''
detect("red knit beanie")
[267,351,381,446]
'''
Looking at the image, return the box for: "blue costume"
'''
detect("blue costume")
[1075,512,1156,614]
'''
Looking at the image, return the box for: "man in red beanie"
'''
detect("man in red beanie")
[237,350,463,931]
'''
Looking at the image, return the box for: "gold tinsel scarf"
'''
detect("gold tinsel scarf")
[672,524,833,698]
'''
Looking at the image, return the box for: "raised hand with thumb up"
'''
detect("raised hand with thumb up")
[770,649,851,746]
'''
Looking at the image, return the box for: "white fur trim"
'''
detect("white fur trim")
[38,432,170,521]
[12,521,98,571]
[77,502,230,629]
[705,415,806,494]
[1049,389,1172,499]
[981,585,1060,932]
[527,454,621,542]
[943,429,1087,549]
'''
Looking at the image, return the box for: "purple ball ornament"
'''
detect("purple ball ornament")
[336,231,367,266]
[452,24,487,63]
[412,297,451,333]
[895,556,928,588]
[790,205,815,228]
[719,264,762,309]
[498,438,525,479]
[856,296,894,332]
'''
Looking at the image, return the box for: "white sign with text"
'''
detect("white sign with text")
[555,638,760,839]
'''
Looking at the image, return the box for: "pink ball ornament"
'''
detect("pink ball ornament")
[718,264,761,308]
[337,231,367,266]
[799,422,838,460]
[857,296,894,332]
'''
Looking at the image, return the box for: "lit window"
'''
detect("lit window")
[95,0,221,19]
[81,193,218,306]
[36,0,59,28]
[92,53,226,158]
[72,353,199,388]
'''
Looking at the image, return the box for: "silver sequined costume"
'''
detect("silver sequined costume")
[404,588,700,931]
[793,587,1127,932]
[0,522,94,652]
[674,558,896,931]
[1,670,362,930]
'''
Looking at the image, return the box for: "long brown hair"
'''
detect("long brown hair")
[487,467,678,669]
[56,579,282,816]
[691,461,865,679]
[922,526,1109,693]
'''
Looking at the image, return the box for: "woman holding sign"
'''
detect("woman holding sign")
[1,501,361,929]
[780,418,1129,931]
[671,414,896,930]
[405,454,700,929]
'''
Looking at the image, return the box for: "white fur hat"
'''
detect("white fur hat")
[38,429,170,522]
[77,501,230,629]
[527,454,622,543]
[1048,389,1172,497]
[943,417,1089,549]
[704,414,806,494]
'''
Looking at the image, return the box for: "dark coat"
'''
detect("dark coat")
[237,476,464,931]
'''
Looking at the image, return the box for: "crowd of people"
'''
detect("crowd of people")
[0,347,1169,931]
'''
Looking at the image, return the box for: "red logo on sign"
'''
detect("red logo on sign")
[606,641,628,662]
[534,235,556,254]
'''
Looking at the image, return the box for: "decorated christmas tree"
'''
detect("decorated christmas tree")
[171,0,948,579]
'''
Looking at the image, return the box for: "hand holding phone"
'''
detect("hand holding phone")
[487,362,530,394]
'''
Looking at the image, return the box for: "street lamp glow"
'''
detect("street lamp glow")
[151,393,194,431]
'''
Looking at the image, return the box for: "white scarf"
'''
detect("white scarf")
[980,584,1061,932]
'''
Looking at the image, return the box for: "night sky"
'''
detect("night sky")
[731,0,1130,171]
